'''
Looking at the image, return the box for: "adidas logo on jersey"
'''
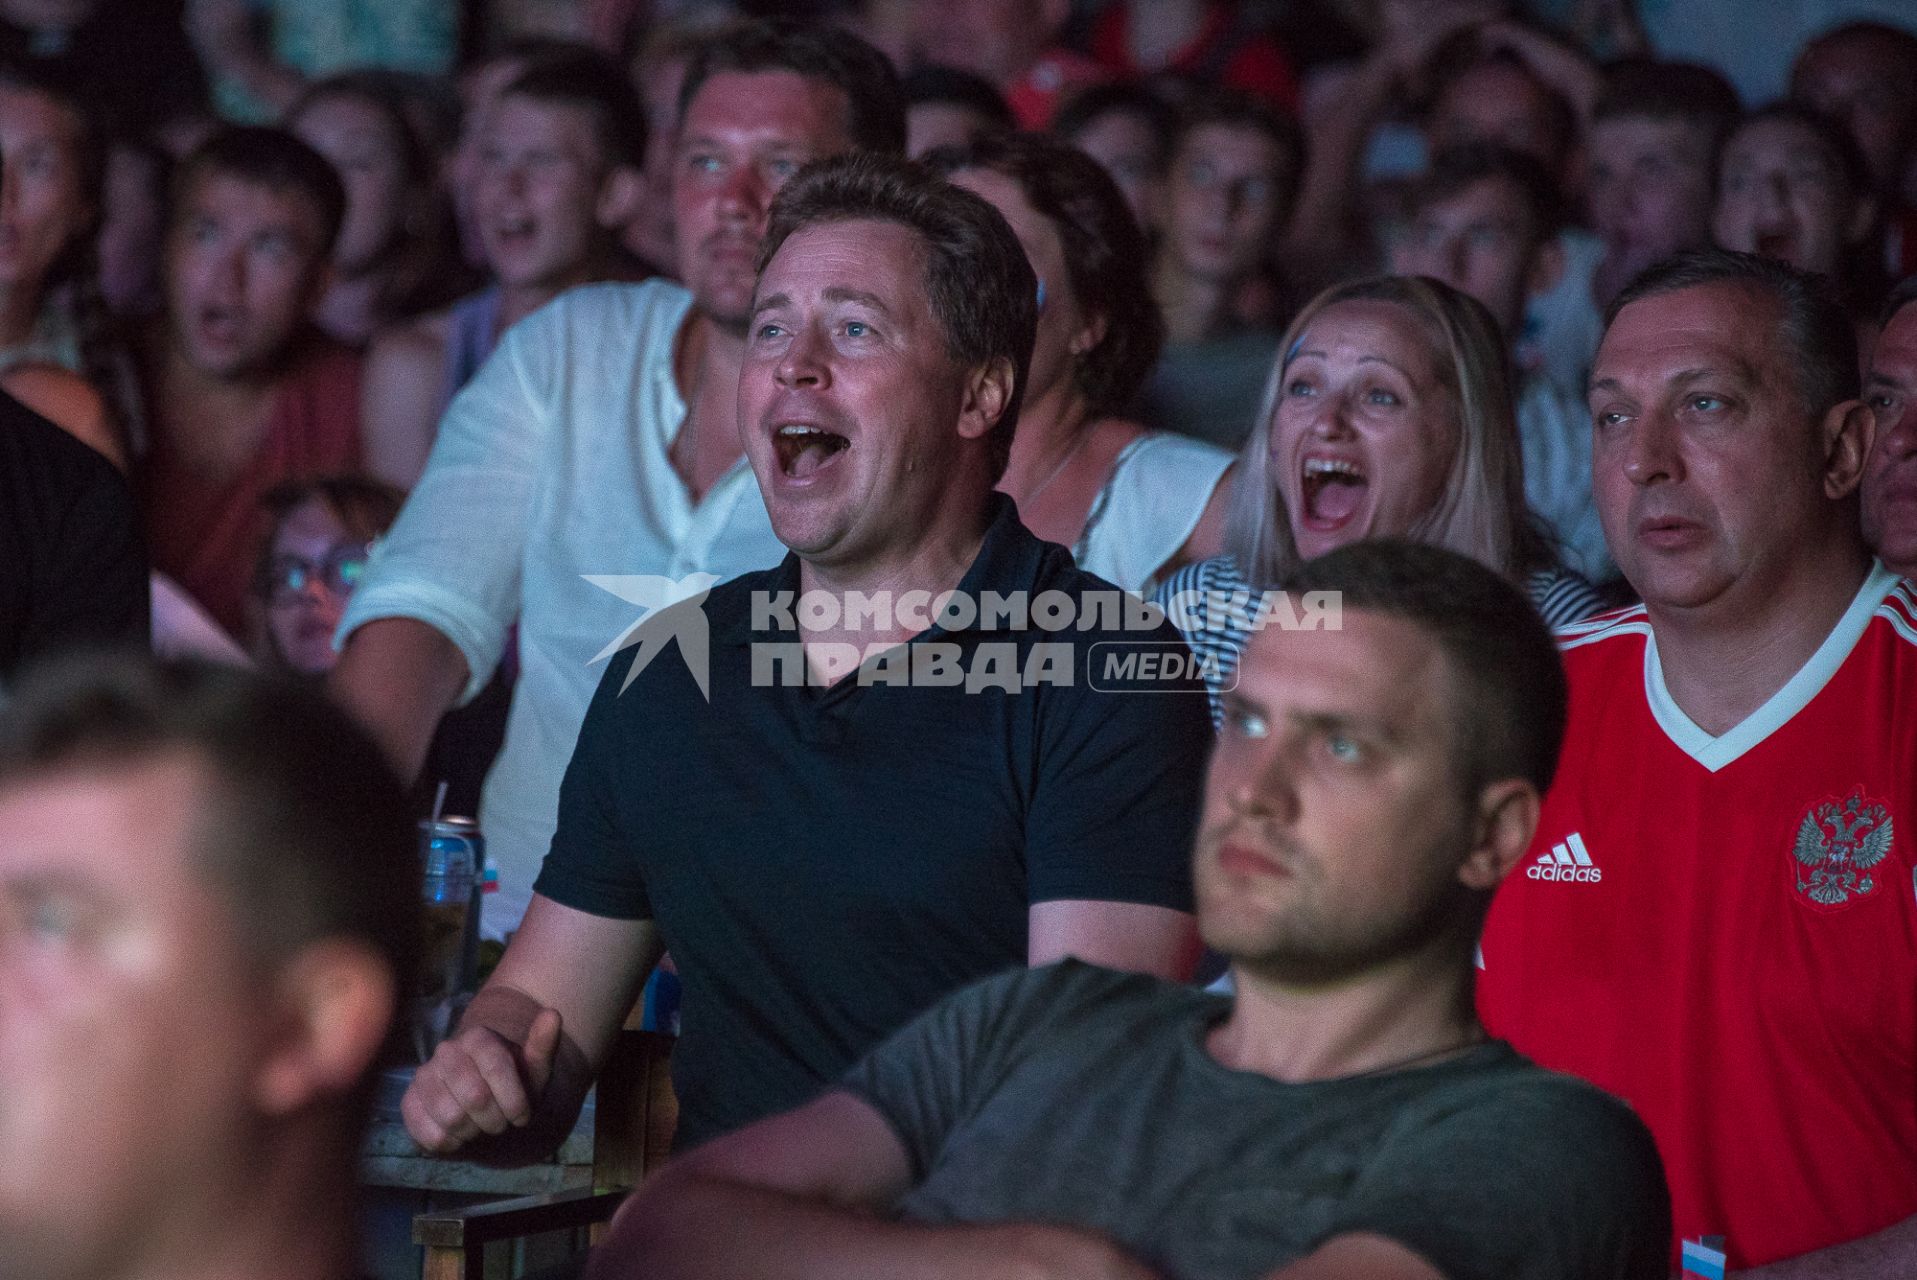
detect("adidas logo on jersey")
[1527,832,1602,883]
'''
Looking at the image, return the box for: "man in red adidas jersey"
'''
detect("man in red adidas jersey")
[1478,248,1917,1275]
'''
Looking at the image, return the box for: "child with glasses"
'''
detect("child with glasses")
[252,475,399,676]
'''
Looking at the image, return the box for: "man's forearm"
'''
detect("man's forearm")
[442,984,594,1167]
[1739,1215,1917,1279]
[328,617,470,785]
[591,1173,1153,1280]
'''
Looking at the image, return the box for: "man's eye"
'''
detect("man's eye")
[844,321,869,338]
[754,322,784,340]
[25,897,74,941]
[1323,734,1363,764]
[1688,395,1725,413]
[1224,706,1268,739]
[1867,393,1899,412]
[687,154,721,174]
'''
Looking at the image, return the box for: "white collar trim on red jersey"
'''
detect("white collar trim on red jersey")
[1642,561,1900,772]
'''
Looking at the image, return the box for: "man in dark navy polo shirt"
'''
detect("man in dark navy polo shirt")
[402,152,1212,1158]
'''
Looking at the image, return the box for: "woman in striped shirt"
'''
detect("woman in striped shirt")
[1157,274,1608,719]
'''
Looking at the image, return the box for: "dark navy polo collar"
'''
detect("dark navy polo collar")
[715,493,1049,647]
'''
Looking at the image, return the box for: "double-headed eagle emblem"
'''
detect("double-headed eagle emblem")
[1792,787,1895,908]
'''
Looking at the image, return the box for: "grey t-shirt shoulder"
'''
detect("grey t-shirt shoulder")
[840,961,1670,1280]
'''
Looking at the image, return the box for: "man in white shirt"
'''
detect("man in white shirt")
[329,21,906,934]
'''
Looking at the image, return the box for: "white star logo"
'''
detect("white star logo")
[582,572,722,699]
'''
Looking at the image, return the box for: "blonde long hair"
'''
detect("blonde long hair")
[1222,274,1546,587]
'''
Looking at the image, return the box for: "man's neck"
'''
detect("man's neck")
[1211,939,1481,1084]
[153,326,280,423]
[670,309,749,502]
[1650,536,1874,737]
[111,1139,359,1280]
[1154,260,1235,345]
[796,499,995,655]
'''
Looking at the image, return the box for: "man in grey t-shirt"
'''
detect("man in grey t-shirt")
[584,541,1671,1280]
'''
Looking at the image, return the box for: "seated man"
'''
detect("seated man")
[1865,275,1917,577]
[0,655,417,1280]
[589,540,1672,1280]
[1480,250,1917,1272]
[400,153,1211,1158]
[361,46,651,488]
[138,126,362,640]
[1391,142,1610,583]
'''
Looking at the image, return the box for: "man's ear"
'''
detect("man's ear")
[251,940,397,1117]
[595,165,648,231]
[1069,311,1108,358]
[955,356,1015,442]
[1457,778,1541,892]
[1820,398,1876,501]
[1524,234,1566,299]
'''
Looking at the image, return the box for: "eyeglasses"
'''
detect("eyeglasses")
[261,545,369,603]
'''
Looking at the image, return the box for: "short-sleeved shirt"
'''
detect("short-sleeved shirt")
[841,961,1671,1280]
[1478,564,1917,1268]
[339,281,786,935]
[537,495,1211,1145]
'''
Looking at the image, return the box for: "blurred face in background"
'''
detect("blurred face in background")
[260,497,368,676]
[165,172,330,379]
[1428,62,1568,177]
[1587,115,1716,296]
[289,93,413,278]
[1163,122,1290,288]
[1792,29,1917,197]
[1392,174,1557,337]
[672,69,853,332]
[475,93,631,291]
[452,51,536,268]
[1066,107,1165,234]
[1270,299,1459,562]
[1714,116,1870,277]
[0,82,90,297]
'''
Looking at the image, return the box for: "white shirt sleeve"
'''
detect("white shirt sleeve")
[337,298,560,704]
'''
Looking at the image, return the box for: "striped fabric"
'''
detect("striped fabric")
[1154,554,1609,727]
